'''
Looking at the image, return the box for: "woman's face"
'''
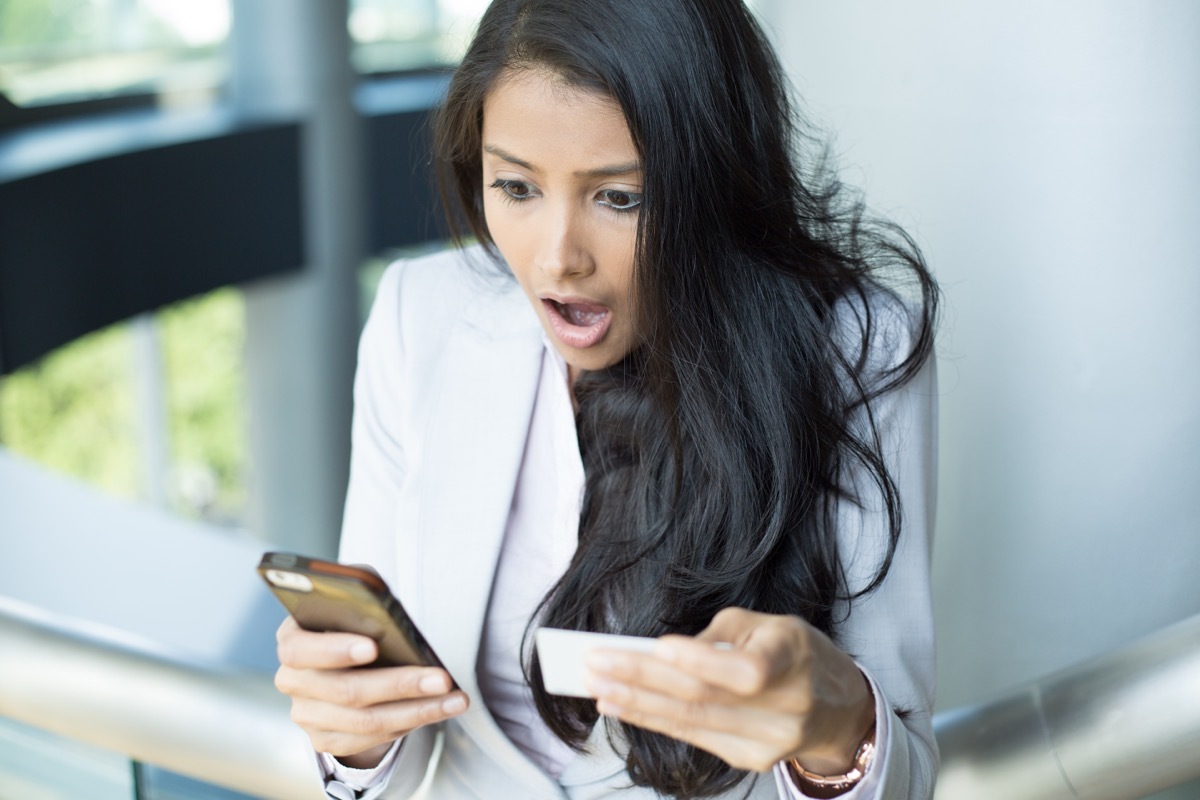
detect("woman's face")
[481,68,642,380]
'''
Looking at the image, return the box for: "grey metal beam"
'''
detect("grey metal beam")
[936,613,1200,799]
[0,607,323,799]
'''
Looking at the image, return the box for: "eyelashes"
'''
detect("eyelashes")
[490,178,533,205]
[597,189,642,212]
[488,179,643,214]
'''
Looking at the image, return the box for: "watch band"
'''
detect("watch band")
[787,720,877,793]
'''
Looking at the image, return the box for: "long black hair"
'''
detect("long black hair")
[433,1,938,796]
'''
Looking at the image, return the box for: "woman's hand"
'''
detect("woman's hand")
[584,608,875,776]
[274,616,469,768]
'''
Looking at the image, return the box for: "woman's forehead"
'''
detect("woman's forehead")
[487,66,619,116]
[481,68,638,172]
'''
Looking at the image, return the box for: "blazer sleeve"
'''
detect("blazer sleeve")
[772,348,938,800]
[832,350,941,800]
[339,262,407,570]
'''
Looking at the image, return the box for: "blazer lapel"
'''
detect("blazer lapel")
[417,284,542,688]
[413,284,569,795]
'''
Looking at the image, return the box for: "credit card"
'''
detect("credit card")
[535,628,658,698]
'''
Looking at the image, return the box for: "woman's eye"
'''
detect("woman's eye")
[598,189,643,212]
[490,179,535,202]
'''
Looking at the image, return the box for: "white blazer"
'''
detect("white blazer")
[333,246,940,799]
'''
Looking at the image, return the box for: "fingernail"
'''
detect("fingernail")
[442,695,467,714]
[419,674,448,694]
[349,641,375,663]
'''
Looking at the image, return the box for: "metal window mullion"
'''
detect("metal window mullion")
[131,313,170,510]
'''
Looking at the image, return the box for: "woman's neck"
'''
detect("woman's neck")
[567,365,580,412]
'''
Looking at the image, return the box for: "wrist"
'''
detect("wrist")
[788,672,877,796]
[337,740,395,770]
[788,719,876,798]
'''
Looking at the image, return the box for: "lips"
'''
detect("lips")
[542,297,613,348]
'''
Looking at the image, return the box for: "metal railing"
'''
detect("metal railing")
[935,613,1200,799]
[2,576,1197,799]
[0,605,323,800]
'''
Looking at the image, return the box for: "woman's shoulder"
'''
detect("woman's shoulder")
[832,285,929,381]
[378,243,509,304]
[372,243,526,337]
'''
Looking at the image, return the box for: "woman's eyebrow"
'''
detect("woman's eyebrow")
[484,144,536,172]
[578,161,641,179]
[484,144,640,179]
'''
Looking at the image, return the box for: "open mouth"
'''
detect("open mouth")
[543,299,613,348]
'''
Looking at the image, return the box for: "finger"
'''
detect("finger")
[595,699,786,773]
[277,616,378,669]
[653,634,779,697]
[589,668,799,743]
[694,609,817,693]
[586,649,739,706]
[275,664,454,707]
[696,606,763,644]
[297,692,468,757]
[293,692,469,742]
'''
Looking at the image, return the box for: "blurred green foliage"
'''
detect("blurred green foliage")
[0,288,246,523]
[160,287,246,521]
[0,0,90,49]
[0,321,140,497]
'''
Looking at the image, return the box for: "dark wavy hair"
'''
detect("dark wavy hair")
[432,0,937,796]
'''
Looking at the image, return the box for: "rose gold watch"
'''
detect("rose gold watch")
[787,721,877,794]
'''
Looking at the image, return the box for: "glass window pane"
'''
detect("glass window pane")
[0,286,248,525]
[136,763,260,800]
[350,1,768,74]
[0,321,142,498]
[0,0,231,108]
[159,287,247,524]
[0,717,134,800]
[350,0,491,73]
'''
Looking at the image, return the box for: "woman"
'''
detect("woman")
[275,0,939,797]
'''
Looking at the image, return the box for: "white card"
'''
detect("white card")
[535,628,658,698]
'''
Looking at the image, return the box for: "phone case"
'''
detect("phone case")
[258,551,456,684]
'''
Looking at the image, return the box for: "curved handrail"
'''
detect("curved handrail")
[4,583,1198,798]
[935,613,1200,799]
[0,606,324,800]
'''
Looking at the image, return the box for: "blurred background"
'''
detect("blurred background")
[1,1,1197,798]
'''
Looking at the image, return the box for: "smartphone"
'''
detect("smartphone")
[258,551,457,685]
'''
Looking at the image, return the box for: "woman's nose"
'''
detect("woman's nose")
[534,206,592,281]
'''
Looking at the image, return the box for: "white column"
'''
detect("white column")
[231,0,365,558]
